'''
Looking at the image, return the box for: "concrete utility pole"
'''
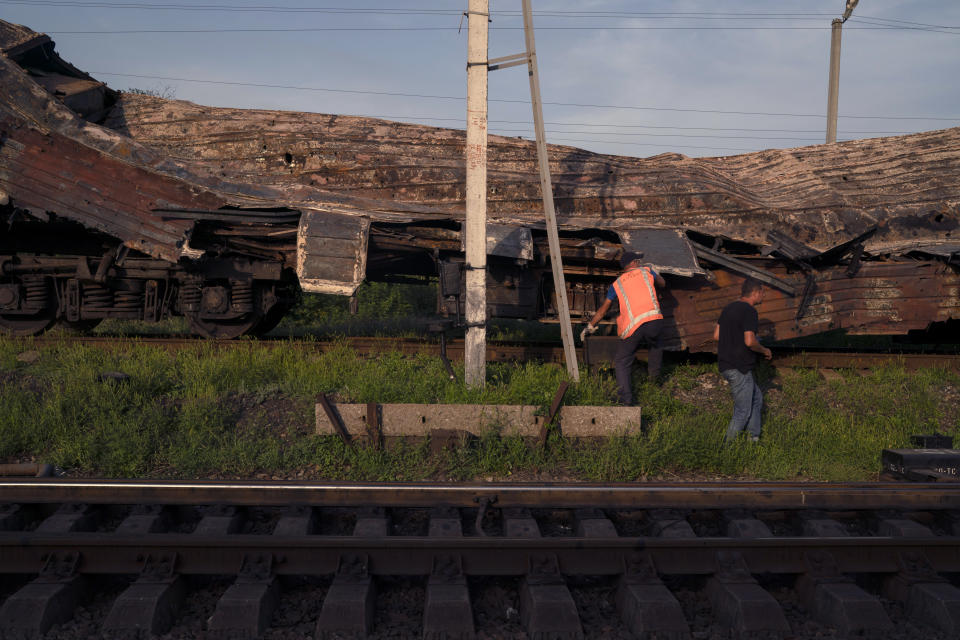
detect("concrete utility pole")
[826,0,859,143]
[464,0,489,388]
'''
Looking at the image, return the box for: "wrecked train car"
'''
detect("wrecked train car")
[2,20,959,347]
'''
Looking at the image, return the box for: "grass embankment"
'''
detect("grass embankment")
[1,336,957,483]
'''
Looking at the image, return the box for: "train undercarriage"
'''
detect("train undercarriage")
[0,215,297,338]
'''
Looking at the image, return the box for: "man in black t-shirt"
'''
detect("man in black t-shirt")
[713,278,772,443]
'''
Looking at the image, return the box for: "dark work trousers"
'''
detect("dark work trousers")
[613,318,664,406]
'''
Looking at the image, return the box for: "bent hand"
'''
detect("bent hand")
[579,323,598,343]
[764,347,773,360]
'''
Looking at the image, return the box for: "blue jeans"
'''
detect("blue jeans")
[721,368,763,441]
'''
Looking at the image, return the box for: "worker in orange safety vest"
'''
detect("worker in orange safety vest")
[580,251,666,405]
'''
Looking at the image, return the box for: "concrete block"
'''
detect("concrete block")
[726,518,773,538]
[574,508,618,538]
[208,580,280,638]
[705,580,789,634]
[316,555,375,639]
[273,506,316,536]
[520,582,584,639]
[354,508,390,538]
[557,406,642,437]
[878,519,934,537]
[801,518,848,537]
[651,517,696,538]
[616,580,691,639]
[0,578,84,638]
[424,555,474,640]
[796,579,891,634]
[194,505,243,535]
[504,508,540,538]
[906,582,960,634]
[316,403,645,438]
[103,578,186,636]
[429,507,463,538]
[316,403,542,437]
[316,579,375,639]
[36,503,97,533]
[115,505,169,535]
[423,581,474,640]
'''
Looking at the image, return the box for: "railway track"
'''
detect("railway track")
[0,480,958,638]
[13,334,960,371]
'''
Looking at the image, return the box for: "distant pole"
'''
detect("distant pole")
[825,18,843,143]
[521,0,580,382]
[465,0,489,388]
[826,1,859,143]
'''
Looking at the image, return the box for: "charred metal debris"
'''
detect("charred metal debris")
[1,19,959,347]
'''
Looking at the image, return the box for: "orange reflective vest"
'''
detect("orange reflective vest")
[614,266,662,339]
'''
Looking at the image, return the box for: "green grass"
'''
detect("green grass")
[1,335,957,482]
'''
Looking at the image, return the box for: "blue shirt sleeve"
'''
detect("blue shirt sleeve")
[607,284,617,301]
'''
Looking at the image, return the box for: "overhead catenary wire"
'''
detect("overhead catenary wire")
[93,72,960,123]
[7,0,960,31]
[46,24,960,34]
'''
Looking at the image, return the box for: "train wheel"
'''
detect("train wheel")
[0,276,58,336]
[249,302,292,336]
[0,312,58,336]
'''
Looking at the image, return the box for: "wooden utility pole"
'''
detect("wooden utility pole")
[464,0,489,388]
[521,0,580,381]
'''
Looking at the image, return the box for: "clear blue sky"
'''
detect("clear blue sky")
[4,1,959,158]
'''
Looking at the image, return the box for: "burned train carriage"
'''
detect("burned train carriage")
[1,19,959,347]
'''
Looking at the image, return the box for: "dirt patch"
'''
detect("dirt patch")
[230,391,312,438]
[668,371,730,410]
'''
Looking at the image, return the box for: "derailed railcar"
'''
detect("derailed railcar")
[2,19,960,348]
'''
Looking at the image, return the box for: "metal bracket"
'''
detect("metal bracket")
[526,553,564,586]
[364,402,383,450]
[336,554,370,583]
[895,551,946,584]
[137,552,178,583]
[318,393,353,448]
[237,553,274,583]
[38,551,80,583]
[801,550,850,584]
[539,381,569,446]
[487,52,529,71]
[622,552,664,586]
[713,551,757,585]
[430,554,464,585]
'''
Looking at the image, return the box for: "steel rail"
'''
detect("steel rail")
[2,479,959,509]
[13,334,960,370]
[1,533,958,576]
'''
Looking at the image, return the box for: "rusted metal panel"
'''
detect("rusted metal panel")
[460,223,533,261]
[618,228,704,277]
[296,211,369,295]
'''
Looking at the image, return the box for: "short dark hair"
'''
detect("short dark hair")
[741,278,763,297]
[620,251,644,269]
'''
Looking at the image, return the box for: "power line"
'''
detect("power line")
[491,128,822,142]
[183,111,909,136]
[11,1,960,31]
[94,72,960,122]
[49,25,960,34]
[0,2,836,17]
